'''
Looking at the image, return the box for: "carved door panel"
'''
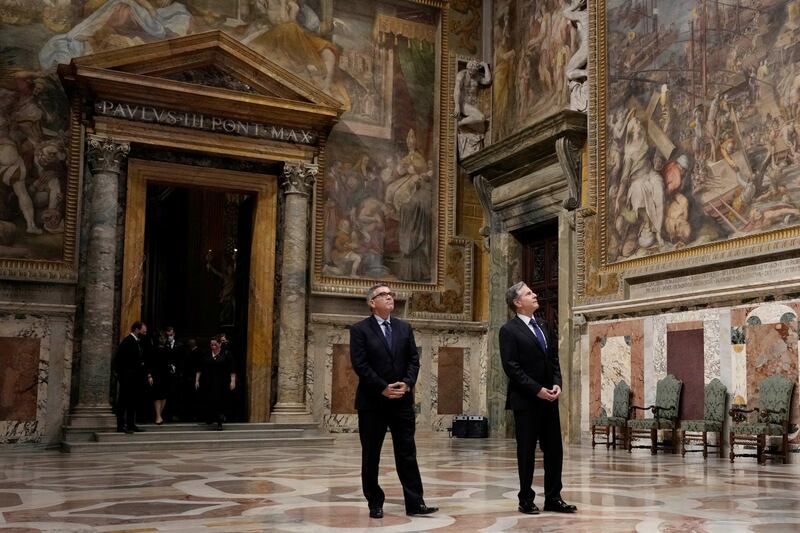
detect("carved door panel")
[521,225,559,332]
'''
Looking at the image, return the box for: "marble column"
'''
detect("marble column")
[271,162,317,423]
[70,136,129,428]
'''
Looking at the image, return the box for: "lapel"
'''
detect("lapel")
[369,315,394,357]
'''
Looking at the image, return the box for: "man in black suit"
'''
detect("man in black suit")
[113,321,148,433]
[350,284,438,519]
[500,281,577,515]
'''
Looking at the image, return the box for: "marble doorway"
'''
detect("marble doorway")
[121,159,278,422]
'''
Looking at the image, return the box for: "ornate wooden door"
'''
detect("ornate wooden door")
[520,223,559,332]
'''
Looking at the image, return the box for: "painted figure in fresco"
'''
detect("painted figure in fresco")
[454,59,492,160]
[0,114,41,235]
[492,3,515,140]
[39,0,193,70]
[205,250,236,327]
[247,0,339,92]
[614,112,665,257]
[563,0,588,112]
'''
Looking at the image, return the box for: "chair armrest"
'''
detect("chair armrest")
[759,407,787,422]
[629,405,654,416]
[652,404,678,421]
[729,406,757,423]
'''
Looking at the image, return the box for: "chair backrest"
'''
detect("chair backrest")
[655,374,683,420]
[758,375,795,425]
[612,379,631,419]
[703,378,728,423]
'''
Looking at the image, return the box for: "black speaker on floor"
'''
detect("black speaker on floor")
[451,415,469,437]
[450,415,488,438]
[467,415,488,438]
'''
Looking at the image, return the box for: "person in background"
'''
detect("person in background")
[195,335,236,430]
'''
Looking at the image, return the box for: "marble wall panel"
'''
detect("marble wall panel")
[330,344,356,415]
[599,336,631,416]
[0,337,40,421]
[0,315,52,444]
[666,329,704,421]
[588,319,644,427]
[437,347,465,414]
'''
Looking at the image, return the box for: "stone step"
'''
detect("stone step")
[62,435,334,453]
[131,422,321,432]
[95,428,304,442]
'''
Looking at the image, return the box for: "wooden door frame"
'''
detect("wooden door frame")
[121,158,278,422]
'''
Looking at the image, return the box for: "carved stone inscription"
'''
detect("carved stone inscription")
[94,100,316,144]
[628,257,800,300]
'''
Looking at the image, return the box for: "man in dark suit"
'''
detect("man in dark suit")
[113,321,148,434]
[350,284,438,519]
[500,282,577,515]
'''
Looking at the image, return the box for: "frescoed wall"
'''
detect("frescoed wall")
[492,0,578,141]
[604,0,800,262]
[0,0,447,285]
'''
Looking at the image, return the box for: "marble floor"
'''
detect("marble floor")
[1,434,799,532]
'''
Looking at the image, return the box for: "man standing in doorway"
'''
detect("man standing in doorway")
[500,282,577,515]
[113,321,148,434]
[350,284,438,519]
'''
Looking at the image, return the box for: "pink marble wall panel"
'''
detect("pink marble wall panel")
[588,320,644,426]
[331,344,356,414]
[666,329,704,421]
[746,322,799,441]
[437,347,464,415]
[0,337,40,421]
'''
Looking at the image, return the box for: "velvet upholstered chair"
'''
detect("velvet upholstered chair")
[681,378,727,459]
[627,374,683,454]
[729,375,795,465]
[591,379,631,449]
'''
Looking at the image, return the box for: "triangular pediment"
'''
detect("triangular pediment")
[59,30,343,130]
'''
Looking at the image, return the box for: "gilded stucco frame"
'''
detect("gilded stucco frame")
[588,0,800,289]
[311,0,451,296]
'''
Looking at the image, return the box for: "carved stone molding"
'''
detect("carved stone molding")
[555,134,584,211]
[282,162,318,196]
[86,135,130,176]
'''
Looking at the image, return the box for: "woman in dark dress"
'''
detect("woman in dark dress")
[195,336,236,430]
[147,334,173,425]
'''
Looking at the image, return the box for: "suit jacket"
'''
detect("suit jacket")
[499,316,562,410]
[350,315,420,411]
[113,334,145,382]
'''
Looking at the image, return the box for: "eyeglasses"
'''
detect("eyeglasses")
[371,291,395,300]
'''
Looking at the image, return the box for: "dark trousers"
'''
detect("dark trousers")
[513,402,563,503]
[116,377,139,430]
[358,407,424,511]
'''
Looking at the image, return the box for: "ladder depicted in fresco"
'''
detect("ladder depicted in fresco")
[702,187,750,233]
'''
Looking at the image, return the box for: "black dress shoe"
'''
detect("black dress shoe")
[406,504,438,516]
[369,507,383,519]
[518,500,540,515]
[543,499,577,513]
[116,427,126,433]
[130,426,145,432]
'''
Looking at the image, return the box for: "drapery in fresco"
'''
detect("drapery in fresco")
[605,0,800,262]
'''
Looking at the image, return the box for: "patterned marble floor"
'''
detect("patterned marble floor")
[1,434,799,532]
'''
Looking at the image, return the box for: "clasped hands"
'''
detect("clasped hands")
[536,384,561,402]
[382,381,409,399]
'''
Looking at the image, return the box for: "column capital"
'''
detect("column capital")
[281,162,318,196]
[86,135,130,176]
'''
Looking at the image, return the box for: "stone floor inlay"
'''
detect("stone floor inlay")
[1,435,799,531]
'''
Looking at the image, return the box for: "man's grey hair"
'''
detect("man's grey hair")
[366,283,389,303]
[505,281,526,312]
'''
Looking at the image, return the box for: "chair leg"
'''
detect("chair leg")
[650,428,657,454]
[611,426,617,449]
[591,425,596,448]
[757,434,765,465]
[628,428,633,452]
[672,430,678,454]
[783,433,789,464]
[681,430,687,457]
[718,431,724,458]
[702,431,708,459]
[729,433,735,463]
[605,426,611,449]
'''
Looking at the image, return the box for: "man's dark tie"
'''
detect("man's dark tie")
[530,319,547,351]
[383,321,393,349]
